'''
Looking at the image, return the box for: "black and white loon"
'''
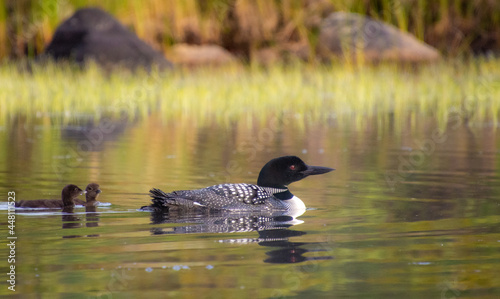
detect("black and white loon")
[145,156,334,215]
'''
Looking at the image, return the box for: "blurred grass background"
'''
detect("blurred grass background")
[1,58,498,127]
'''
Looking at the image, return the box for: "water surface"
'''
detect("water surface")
[0,113,499,298]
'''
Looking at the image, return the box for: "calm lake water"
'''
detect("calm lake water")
[0,112,499,298]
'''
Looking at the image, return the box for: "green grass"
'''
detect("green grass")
[1,58,499,128]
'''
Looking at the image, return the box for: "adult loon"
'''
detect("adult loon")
[145,156,334,215]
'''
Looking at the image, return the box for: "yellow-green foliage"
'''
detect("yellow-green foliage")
[0,58,499,128]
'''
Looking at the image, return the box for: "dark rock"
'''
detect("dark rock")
[318,12,440,63]
[42,7,172,71]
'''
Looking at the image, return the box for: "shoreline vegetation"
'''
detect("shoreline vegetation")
[1,2,498,128]
[3,0,500,60]
[1,57,498,128]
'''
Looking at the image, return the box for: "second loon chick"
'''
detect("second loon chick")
[147,156,334,214]
[75,183,102,206]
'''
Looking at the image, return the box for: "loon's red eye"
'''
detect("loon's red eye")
[290,165,296,170]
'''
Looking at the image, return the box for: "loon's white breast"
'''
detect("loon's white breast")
[283,195,306,217]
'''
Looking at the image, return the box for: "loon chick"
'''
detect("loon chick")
[75,183,102,206]
[146,156,334,214]
[15,184,85,208]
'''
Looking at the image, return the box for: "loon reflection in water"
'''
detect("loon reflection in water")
[148,211,334,264]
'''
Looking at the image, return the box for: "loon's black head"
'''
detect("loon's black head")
[257,156,334,188]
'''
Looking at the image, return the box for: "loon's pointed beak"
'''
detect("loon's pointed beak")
[302,165,335,176]
[96,190,102,194]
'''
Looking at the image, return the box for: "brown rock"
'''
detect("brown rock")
[168,44,236,66]
[254,47,280,65]
[254,43,310,65]
[318,12,440,63]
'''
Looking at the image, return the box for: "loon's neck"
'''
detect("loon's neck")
[274,190,293,200]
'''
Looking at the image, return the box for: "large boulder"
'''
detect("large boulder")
[43,7,172,71]
[318,12,440,63]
